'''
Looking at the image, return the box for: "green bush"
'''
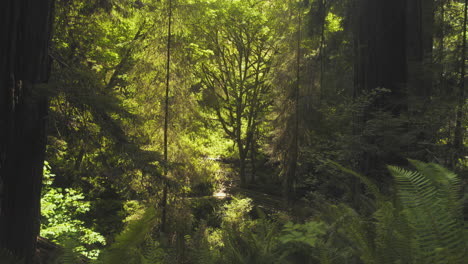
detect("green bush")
[41,162,106,260]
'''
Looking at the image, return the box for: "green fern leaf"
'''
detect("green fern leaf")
[388,162,467,263]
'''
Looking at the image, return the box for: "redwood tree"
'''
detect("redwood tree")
[354,0,408,177]
[0,0,54,261]
[353,0,435,182]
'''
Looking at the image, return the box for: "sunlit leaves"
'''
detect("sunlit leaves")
[41,163,106,259]
[325,12,342,33]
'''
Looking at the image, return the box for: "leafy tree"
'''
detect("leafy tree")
[193,0,275,186]
[47,0,167,240]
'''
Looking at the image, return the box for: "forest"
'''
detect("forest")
[0,0,468,263]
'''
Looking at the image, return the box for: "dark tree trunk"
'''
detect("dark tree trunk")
[282,134,297,206]
[250,137,256,184]
[352,0,408,207]
[406,0,434,98]
[354,0,408,177]
[282,2,302,206]
[354,0,407,111]
[0,0,53,262]
[405,0,435,162]
[354,0,436,194]
[238,146,247,187]
[161,0,173,236]
[454,0,468,162]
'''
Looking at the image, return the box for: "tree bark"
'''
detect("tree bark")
[0,0,54,262]
[354,0,408,178]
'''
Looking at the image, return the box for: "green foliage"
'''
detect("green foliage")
[97,207,164,264]
[59,238,82,264]
[221,219,281,264]
[186,196,334,264]
[41,162,106,260]
[389,160,467,263]
[221,197,253,228]
[279,221,326,247]
[188,0,277,185]
[40,0,468,263]
[185,220,221,264]
[328,160,468,264]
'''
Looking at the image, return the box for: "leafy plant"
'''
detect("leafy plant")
[279,221,327,247]
[96,207,164,264]
[389,160,467,263]
[198,197,331,264]
[221,220,281,264]
[41,162,106,260]
[328,159,468,264]
[220,197,253,229]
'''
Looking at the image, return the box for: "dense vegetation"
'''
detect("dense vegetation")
[1,0,467,263]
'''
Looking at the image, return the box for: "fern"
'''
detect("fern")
[59,238,82,264]
[141,238,164,264]
[388,160,467,263]
[96,207,160,264]
[328,160,384,202]
[188,221,221,264]
[221,220,281,264]
[329,160,467,264]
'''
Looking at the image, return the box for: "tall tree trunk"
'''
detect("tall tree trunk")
[161,0,173,236]
[319,0,326,93]
[353,0,407,184]
[355,0,407,112]
[406,0,434,98]
[250,133,256,184]
[453,0,468,162]
[283,2,302,206]
[406,0,435,162]
[0,0,54,262]
[239,146,247,187]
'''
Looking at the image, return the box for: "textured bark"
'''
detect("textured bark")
[0,0,53,262]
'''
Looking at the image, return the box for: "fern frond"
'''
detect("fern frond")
[141,238,164,264]
[329,204,377,263]
[388,163,467,263]
[328,160,385,202]
[59,238,81,264]
[98,207,159,264]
